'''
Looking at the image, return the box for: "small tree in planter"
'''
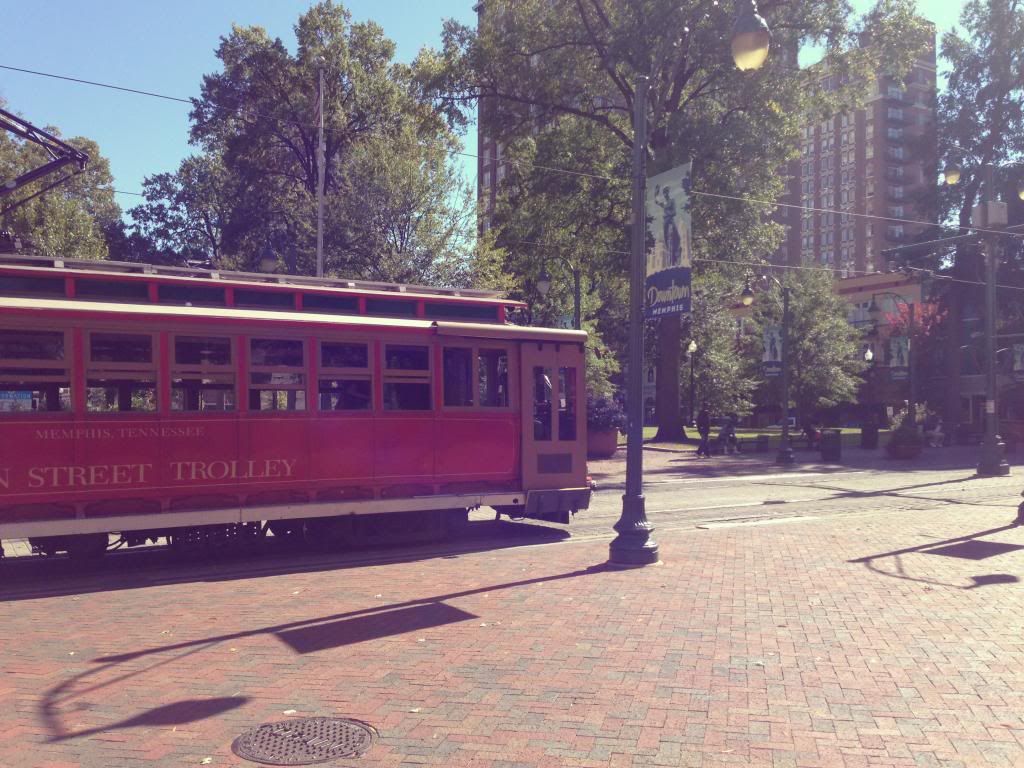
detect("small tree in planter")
[587,394,627,458]
[886,419,923,459]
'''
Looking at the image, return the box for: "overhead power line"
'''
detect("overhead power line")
[6,62,1024,246]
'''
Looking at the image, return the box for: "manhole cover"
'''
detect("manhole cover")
[232,717,376,766]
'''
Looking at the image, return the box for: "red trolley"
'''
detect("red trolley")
[0,255,591,557]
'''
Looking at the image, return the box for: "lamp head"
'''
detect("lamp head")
[864,347,874,362]
[740,284,755,307]
[258,244,278,273]
[537,265,552,297]
[687,339,698,354]
[731,0,771,71]
[943,163,962,186]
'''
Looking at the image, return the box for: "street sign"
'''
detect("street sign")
[762,326,782,377]
[644,163,692,319]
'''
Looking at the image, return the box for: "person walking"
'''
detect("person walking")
[696,406,711,458]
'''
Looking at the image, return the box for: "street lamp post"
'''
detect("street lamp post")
[868,293,917,427]
[537,257,582,330]
[609,1,770,565]
[977,165,1011,475]
[687,339,698,425]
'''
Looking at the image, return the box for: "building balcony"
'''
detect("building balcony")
[884,169,906,183]
[885,227,907,243]
[885,108,908,125]
[884,89,912,105]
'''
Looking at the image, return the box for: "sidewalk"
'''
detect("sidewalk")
[588,442,1003,489]
[2,487,1024,766]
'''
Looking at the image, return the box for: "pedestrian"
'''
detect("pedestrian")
[696,406,711,458]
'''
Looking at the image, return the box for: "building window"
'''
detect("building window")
[87,332,157,412]
[383,344,431,411]
[172,335,235,412]
[0,328,70,413]
[249,338,306,411]
[319,341,371,411]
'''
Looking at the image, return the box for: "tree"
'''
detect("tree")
[0,110,119,260]
[130,153,235,264]
[422,0,932,438]
[752,270,867,424]
[132,1,477,284]
[934,0,1024,426]
[688,273,759,417]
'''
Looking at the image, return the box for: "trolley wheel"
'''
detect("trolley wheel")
[65,533,109,560]
[302,517,352,552]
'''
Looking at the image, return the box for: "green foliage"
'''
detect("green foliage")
[688,273,759,417]
[0,110,120,260]
[586,393,627,431]
[421,0,930,424]
[129,1,477,285]
[752,270,867,420]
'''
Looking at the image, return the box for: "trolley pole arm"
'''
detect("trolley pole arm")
[0,107,90,200]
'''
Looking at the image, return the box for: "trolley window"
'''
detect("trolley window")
[383,344,431,411]
[76,280,151,302]
[319,341,371,411]
[86,332,157,412]
[0,329,70,413]
[158,284,227,307]
[532,366,553,440]
[171,335,235,412]
[0,275,65,297]
[443,347,473,407]
[478,348,509,407]
[249,338,306,411]
[366,298,417,317]
[558,366,578,441]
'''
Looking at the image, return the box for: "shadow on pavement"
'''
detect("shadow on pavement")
[0,519,570,602]
[37,562,612,742]
[849,523,1023,589]
[47,696,248,742]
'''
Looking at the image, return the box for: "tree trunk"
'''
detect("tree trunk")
[654,316,687,441]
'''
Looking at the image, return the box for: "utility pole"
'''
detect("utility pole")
[316,61,326,279]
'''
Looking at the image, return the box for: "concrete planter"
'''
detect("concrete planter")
[587,429,620,458]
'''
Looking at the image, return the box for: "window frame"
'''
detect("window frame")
[382,342,433,413]
[170,334,237,414]
[85,329,159,415]
[317,337,374,414]
[440,343,513,412]
[0,326,72,416]
[247,336,308,413]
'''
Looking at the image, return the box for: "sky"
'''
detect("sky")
[0,0,969,216]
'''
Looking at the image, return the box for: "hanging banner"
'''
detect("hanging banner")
[762,326,782,378]
[890,336,910,381]
[1014,344,1024,382]
[644,163,692,319]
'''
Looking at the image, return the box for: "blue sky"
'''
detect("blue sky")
[0,0,966,214]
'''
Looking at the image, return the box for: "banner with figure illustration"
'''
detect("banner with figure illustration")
[890,336,910,381]
[762,326,782,377]
[644,163,692,319]
[1014,344,1024,382]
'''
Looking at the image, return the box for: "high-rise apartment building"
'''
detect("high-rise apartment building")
[775,32,937,274]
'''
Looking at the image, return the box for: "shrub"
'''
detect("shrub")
[885,420,923,458]
[587,394,627,432]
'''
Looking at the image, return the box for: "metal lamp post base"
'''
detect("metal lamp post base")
[977,436,1010,477]
[776,441,795,465]
[609,494,659,565]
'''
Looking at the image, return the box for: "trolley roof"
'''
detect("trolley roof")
[0,253,525,308]
[0,295,586,343]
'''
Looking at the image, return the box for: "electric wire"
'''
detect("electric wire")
[6,61,1019,240]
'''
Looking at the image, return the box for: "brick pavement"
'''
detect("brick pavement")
[3,497,1024,767]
